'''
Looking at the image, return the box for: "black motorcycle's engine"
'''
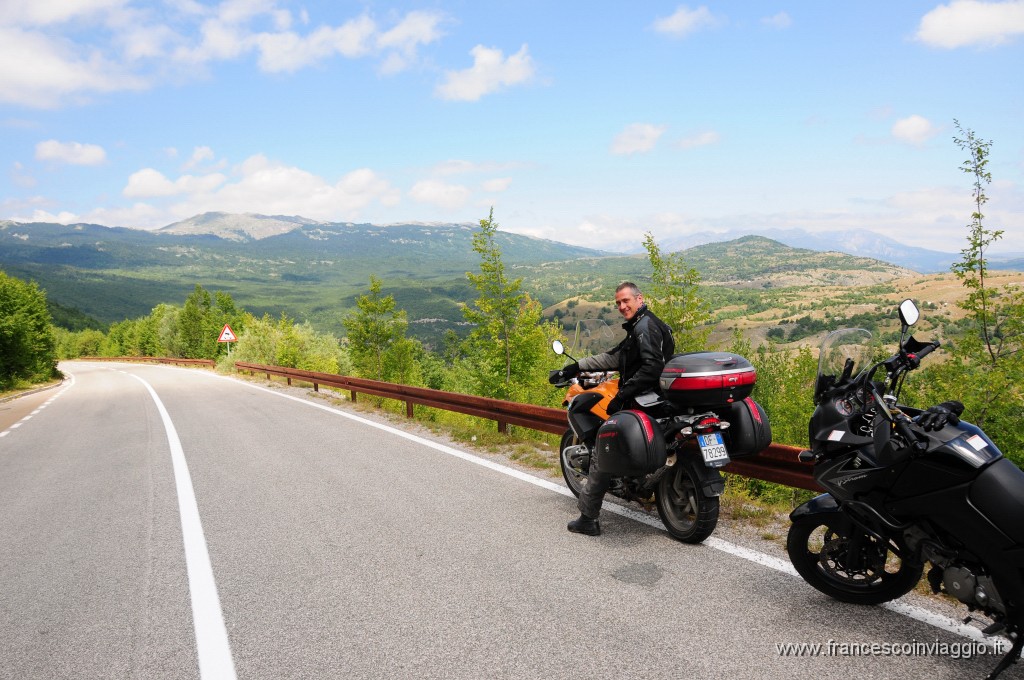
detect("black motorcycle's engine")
[930,565,1008,617]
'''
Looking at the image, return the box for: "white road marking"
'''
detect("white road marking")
[135,366,1013,652]
[128,373,238,680]
[0,377,73,440]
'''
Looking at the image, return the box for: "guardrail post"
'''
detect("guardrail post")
[498,420,507,434]
[314,383,319,392]
[406,401,414,418]
[287,377,292,386]
[350,390,357,403]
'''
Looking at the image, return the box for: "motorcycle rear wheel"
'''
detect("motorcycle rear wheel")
[655,457,719,544]
[559,430,587,498]
[787,513,923,605]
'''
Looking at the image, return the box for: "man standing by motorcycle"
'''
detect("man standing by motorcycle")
[555,281,675,536]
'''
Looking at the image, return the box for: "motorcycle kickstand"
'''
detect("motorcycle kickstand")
[986,633,1023,680]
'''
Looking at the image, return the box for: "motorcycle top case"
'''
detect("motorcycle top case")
[659,352,756,408]
[594,409,667,476]
[719,397,772,458]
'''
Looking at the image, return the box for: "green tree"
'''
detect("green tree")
[344,276,410,381]
[0,271,58,388]
[176,285,217,359]
[462,209,559,402]
[950,119,1007,364]
[642,232,712,352]
[906,122,1024,463]
[230,312,350,374]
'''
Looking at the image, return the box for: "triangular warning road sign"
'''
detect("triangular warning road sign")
[218,324,237,343]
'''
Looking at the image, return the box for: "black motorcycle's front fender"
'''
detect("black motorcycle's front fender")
[789,492,840,521]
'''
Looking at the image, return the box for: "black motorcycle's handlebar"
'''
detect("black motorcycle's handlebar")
[912,340,941,362]
[894,412,928,453]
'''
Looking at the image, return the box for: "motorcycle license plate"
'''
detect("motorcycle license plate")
[698,433,730,465]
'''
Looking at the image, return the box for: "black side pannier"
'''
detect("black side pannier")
[594,409,667,476]
[721,397,772,458]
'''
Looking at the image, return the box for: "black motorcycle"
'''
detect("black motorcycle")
[786,299,1024,678]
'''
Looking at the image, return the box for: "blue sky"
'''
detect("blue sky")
[2,1,1022,254]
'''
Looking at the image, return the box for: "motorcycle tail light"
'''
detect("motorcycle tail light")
[695,416,721,432]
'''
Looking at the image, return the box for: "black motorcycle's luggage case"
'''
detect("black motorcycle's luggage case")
[595,409,667,476]
[660,352,756,407]
[720,397,772,458]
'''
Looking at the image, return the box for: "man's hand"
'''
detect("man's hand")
[915,401,964,431]
[548,363,580,384]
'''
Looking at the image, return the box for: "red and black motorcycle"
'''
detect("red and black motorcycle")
[550,339,771,543]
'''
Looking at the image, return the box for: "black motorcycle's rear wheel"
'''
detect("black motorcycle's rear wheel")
[559,429,587,498]
[787,513,923,605]
[655,457,720,544]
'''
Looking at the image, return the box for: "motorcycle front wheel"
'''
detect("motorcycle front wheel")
[559,429,587,498]
[787,513,923,605]
[655,457,720,544]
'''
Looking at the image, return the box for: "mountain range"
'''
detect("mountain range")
[157,212,1021,274]
[1,212,1020,344]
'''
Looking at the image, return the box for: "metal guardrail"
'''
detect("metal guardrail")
[234,361,819,491]
[79,356,216,368]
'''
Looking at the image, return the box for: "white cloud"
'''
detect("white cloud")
[652,6,719,38]
[35,139,107,165]
[9,208,81,224]
[916,0,1024,48]
[124,168,177,197]
[677,130,721,149]
[0,0,126,26]
[123,168,227,197]
[375,10,445,74]
[761,12,793,29]
[249,16,377,73]
[409,179,471,210]
[611,123,666,155]
[1,7,445,108]
[482,178,512,192]
[0,28,146,107]
[185,146,215,167]
[120,156,401,222]
[435,44,535,101]
[892,114,940,145]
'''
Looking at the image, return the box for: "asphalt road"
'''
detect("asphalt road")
[0,361,1016,680]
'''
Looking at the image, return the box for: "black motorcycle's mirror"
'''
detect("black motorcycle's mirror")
[896,298,920,353]
[898,299,920,329]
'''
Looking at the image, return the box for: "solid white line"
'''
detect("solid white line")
[129,373,237,680]
[161,367,1009,650]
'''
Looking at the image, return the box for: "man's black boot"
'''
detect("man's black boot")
[567,514,601,536]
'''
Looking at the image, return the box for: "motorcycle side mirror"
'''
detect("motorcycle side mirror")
[552,340,565,355]
[898,299,920,327]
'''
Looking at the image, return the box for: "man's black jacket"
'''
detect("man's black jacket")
[576,305,675,399]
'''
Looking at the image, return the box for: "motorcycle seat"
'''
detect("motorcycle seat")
[970,458,1024,545]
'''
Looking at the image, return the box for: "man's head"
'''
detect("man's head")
[614,282,644,321]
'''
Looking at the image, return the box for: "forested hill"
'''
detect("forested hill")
[0,217,607,336]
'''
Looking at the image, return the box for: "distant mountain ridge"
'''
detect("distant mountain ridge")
[158,212,322,241]
[151,212,1019,273]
